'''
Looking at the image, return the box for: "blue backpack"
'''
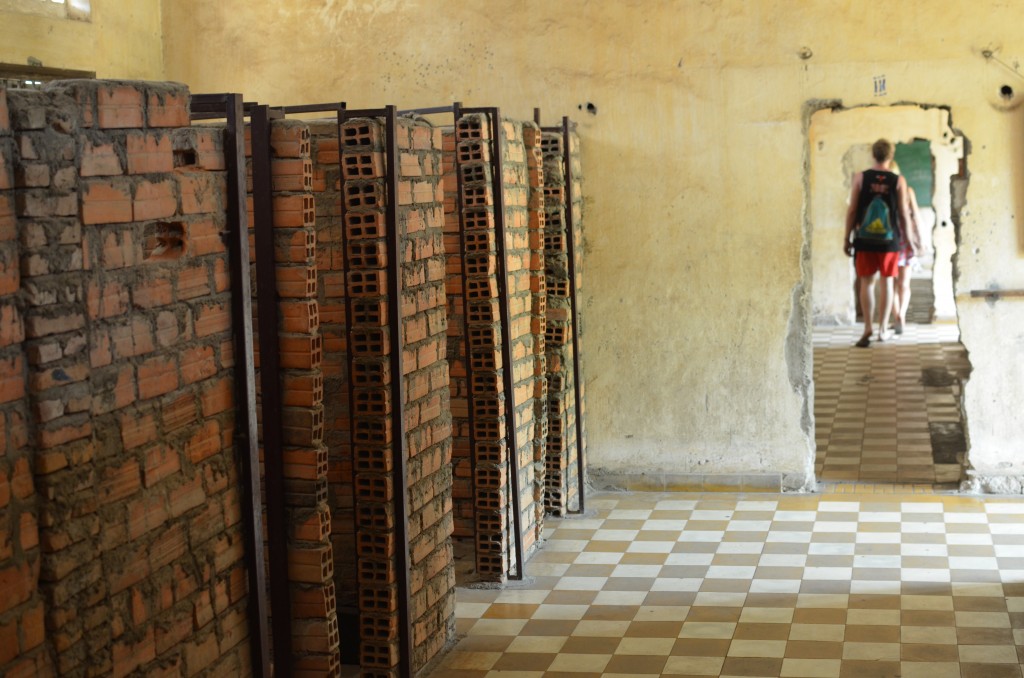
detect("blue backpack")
[857,195,895,243]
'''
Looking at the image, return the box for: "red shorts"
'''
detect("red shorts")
[855,251,899,277]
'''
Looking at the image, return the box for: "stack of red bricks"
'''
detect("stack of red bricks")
[523,122,549,537]
[307,117,360,655]
[450,113,541,579]
[495,118,546,554]
[396,116,455,671]
[541,130,586,514]
[244,118,340,675]
[0,85,49,678]
[565,129,587,490]
[341,115,454,675]
[440,128,475,540]
[1,79,253,676]
[453,113,507,578]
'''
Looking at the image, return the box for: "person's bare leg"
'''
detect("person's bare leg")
[858,273,876,345]
[894,265,911,332]
[878,275,895,340]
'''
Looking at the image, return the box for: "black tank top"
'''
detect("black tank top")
[854,169,901,253]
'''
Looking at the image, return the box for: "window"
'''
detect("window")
[0,63,95,90]
[0,0,91,21]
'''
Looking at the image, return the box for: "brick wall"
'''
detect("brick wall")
[523,122,549,537]
[340,115,454,675]
[440,129,474,540]
[397,116,455,672]
[496,118,545,554]
[449,112,546,581]
[566,128,587,497]
[0,78,585,677]
[245,118,340,675]
[1,80,252,676]
[542,128,587,514]
[307,117,360,664]
[0,85,52,678]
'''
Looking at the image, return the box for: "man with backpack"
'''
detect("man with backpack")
[843,138,915,348]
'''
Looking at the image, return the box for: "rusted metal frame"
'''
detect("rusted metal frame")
[397,105,455,116]
[560,116,587,515]
[462,106,526,580]
[384,104,414,678]
[344,107,389,118]
[249,104,294,676]
[189,100,260,121]
[280,103,345,115]
[338,105,414,677]
[452,101,481,576]
[190,92,271,678]
[969,289,1024,298]
[0,62,95,81]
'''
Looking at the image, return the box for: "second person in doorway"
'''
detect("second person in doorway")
[843,138,914,348]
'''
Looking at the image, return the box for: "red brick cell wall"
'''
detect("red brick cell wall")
[0,85,52,678]
[440,129,473,540]
[396,117,454,671]
[454,113,508,580]
[567,129,587,489]
[523,122,549,538]
[4,80,251,677]
[307,119,361,661]
[497,119,544,555]
[541,130,587,514]
[340,115,454,676]
[245,118,340,676]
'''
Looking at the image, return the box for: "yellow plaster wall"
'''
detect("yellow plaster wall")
[17,0,1024,488]
[158,0,1024,489]
[0,0,164,79]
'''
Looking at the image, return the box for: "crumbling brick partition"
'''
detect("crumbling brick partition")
[448,112,546,581]
[338,114,454,676]
[440,129,473,541]
[307,117,360,664]
[523,122,549,535]
[244,117,340,675]
[496,118,546,553]
[542,128,587,515]
[0,86,50,677]
[0,79,253,676]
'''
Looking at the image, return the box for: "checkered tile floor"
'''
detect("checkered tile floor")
[430,491,1024,677]
[813,322,969,486]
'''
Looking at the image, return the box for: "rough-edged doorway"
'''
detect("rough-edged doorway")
[806,104,972,488]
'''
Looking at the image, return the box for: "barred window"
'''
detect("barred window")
[0,0,91,21]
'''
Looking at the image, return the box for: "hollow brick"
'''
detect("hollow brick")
[146,90,189,128]
[97,85,144,129]
[133,179,177,221]
[81,179,133,224]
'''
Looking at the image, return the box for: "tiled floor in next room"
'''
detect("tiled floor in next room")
[423,320,1016,678]
[813,321,969,486]
[433,491,1024,678]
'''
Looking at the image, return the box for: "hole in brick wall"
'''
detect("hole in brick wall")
[1000,84,1014,100]
[577,102,598,115]
[173,149,197,168]
[144,222,186,261]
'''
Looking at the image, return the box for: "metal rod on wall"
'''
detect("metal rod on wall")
[561,116,587,516]
[250,104,293,676]
[191,92,271,678]
[384,105,414,678]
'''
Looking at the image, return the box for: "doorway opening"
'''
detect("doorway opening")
[807,104,972,488]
